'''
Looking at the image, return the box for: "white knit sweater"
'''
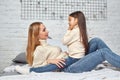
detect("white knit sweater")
[32,40,67,67]
[62,26,85,58]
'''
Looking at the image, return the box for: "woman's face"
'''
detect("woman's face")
[68,16,78,28]
[39,24,49,40]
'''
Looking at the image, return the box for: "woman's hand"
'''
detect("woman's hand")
[47,59,66,68]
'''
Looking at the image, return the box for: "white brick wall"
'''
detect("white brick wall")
[0,0,120,73]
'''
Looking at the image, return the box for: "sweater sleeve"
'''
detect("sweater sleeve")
[56,52,68,59]
[62,29,78,45]
[32,46,48,67]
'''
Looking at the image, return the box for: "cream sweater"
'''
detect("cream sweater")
[32,40,67,67]
[62,26,85,58]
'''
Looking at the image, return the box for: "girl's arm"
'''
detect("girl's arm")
[62,29,77,45]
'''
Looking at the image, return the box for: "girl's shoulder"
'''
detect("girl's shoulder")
[71,27,79,33]
[71,26,79,30]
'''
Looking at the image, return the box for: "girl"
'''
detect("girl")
[15,11,88,74]
[62,10,88,58]
[63,11,120,73]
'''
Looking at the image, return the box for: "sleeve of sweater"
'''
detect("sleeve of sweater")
[56,52,68,59]
[62,29,78,45]
[32,46,48,67]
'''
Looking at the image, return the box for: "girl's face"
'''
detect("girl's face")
[39,24,49,40]
[68,16,78,28]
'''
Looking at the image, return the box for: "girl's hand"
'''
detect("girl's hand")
[64,51,69,55]
[47,59,66,68]
[68,26,74,30]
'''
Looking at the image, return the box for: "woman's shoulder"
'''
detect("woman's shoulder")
[35,44,61,50]
[35,45,43,51]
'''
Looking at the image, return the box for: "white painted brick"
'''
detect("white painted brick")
[0,0,120,73]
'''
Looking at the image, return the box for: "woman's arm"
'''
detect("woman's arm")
[32,46,48,67]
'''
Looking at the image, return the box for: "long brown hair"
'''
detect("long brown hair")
[26,22,42,66]
[69,11,88,54]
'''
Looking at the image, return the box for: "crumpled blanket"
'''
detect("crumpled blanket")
[3,61,119,73]
[0,68,120,80]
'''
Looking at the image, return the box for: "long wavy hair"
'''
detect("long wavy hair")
[69,11,88,54]
[26,22,42,66]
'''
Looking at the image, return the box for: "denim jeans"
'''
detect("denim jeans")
[64,38,120,73]
[30,56,79,73]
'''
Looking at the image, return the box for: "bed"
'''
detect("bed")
[0,39,120,80]
[1,67,120,80]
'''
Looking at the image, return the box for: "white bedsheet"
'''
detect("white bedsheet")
[0,68,120,80]
[1,39,120,80]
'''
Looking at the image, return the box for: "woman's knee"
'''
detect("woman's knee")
[92,37,102,42]
[89,37,102,44]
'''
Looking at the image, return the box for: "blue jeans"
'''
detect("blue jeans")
[30,56,79,73]
[64,38,120,73]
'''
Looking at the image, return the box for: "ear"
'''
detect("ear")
[75,18,78,24]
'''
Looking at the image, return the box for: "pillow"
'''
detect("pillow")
[12,52,27,64]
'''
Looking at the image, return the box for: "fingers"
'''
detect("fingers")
[56,62,64,68]
[56,59,66,68]
[59,59,66,65]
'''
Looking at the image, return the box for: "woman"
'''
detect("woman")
[15,22,68,74]
[26,22,67,68]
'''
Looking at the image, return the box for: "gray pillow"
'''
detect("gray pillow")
[12,52,27,64]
